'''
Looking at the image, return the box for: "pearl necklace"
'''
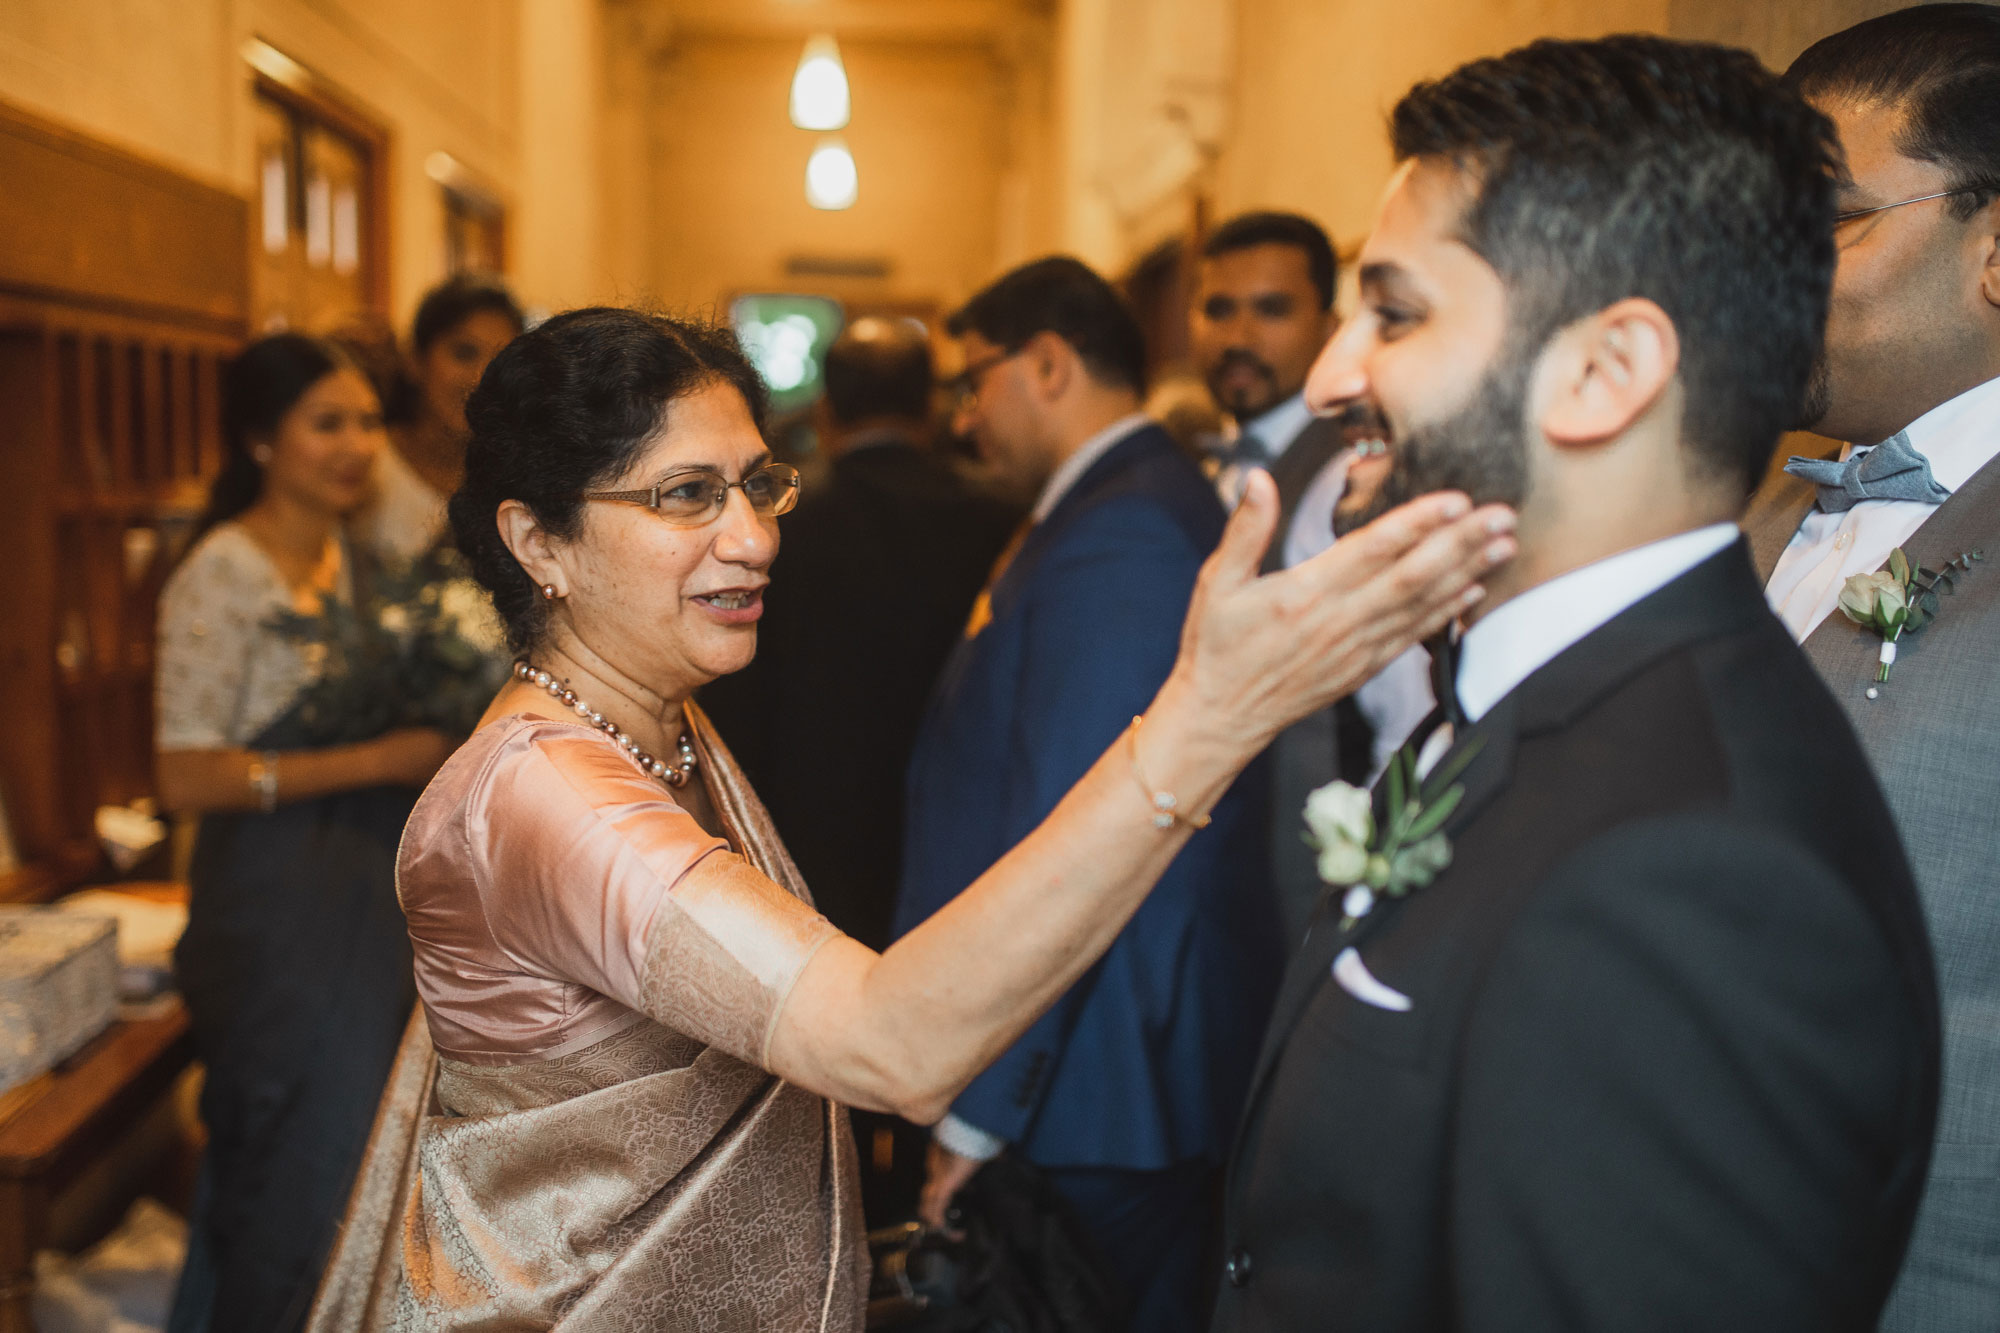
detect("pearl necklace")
[513,660,698,788]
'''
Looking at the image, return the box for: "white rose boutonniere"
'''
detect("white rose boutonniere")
[1303,738,1481,931]
[1838,546,1982,684]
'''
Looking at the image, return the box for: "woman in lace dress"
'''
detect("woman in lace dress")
[156,334,456,1333]
[309,309,1514,1330]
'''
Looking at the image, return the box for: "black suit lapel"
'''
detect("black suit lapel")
[1239,696,1520,1111]
[1237,540,1772,1141]
[1261,415,1346,575]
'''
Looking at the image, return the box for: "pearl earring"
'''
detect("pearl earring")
[541,583,559,600]
[252,446,272,466]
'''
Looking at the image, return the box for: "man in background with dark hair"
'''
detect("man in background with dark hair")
[1742,8,2000,1327]
[1192,211,1434,940]
[894,256,1279,1331]
[1216,36,1937,1331]
[700,316,1017,952]
[702,317,1019,1225]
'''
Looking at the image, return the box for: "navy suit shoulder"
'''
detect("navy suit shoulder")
[897,421,1280,1172]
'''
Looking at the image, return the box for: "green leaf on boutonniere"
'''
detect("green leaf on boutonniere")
[1839,545,1982,685]
[1401,784,1465,845]
[1305,735,1485,930]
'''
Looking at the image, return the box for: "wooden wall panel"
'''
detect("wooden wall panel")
[0,99,247,334]
[0,99,246,897]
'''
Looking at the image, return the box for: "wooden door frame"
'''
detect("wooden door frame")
[244,37,393,316]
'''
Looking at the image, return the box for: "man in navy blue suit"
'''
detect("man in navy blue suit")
[894,256,1281,1330]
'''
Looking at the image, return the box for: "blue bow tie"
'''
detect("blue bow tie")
[1783,431,1952,514]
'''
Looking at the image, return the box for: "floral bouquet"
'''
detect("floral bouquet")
[269,543,511,746]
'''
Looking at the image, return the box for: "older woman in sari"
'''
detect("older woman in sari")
[309,307,1513,1331]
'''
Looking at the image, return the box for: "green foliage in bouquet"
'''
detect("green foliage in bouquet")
[268,544,511,745]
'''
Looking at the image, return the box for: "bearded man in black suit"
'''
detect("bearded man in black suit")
[1213,36,1941,1332]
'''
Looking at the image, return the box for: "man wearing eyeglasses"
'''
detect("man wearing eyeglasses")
[893,256,1280,1332]
[1743,9,2000,1329]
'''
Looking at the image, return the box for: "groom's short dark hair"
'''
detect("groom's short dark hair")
[1391,36,1841,494]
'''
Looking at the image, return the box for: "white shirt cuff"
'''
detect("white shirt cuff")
[933,1112,1007,1162]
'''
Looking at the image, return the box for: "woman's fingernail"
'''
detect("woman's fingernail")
[1461,584,1486,607]
[1486,511,1516,534]
[1484,538,1514,563]
[1441,495,1471,518]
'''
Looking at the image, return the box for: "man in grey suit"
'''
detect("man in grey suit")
[1742,8,2000,1328]
[1190,212,1433,938]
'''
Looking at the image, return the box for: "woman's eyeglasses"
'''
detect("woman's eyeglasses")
[583,462,801,526]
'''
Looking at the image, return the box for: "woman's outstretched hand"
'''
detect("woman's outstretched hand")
[1162,470,1515,763]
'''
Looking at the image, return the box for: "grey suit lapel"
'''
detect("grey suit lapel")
[1799,447,2000,669]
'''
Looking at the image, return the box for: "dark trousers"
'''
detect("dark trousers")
[1045,1160,1217,1333]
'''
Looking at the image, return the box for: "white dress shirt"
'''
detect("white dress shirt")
[1766,374,2000,640]
[1031,412,1153,523]
[1458,524,1742,724]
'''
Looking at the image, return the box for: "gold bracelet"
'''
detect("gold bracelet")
[1127,716,1211,831]
[247,750,279,814]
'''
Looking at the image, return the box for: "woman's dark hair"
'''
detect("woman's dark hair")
[412,273,527,354]
[386,273,529,423]
[193,332,358,540]
[449,307,770,653]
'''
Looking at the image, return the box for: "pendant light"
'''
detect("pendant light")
[789,35,850,131]
[805,136,859,210]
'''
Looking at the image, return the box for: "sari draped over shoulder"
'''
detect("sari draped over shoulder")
[307,703,868,1332]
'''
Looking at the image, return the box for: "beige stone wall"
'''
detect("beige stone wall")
[0,0,240,188]
[0,0,607,323]
[3,0,1984,329]
[1667,0,1937,69]
[1212,0,1670,256]
[1153,0,1991,270]
[643,31,1030,318]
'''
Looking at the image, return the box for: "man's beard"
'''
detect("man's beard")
[1350,345,1535,530]
[1795,350,1832,432]
[1204,348,1281,419]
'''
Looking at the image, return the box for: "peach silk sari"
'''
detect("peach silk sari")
[306,703,867,1331]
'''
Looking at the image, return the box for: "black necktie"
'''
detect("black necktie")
[1427,629,1464,731]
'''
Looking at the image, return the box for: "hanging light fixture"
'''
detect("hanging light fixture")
[805,136,858,210]
[789,34,850,131]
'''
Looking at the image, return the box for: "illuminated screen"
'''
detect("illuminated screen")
[730,293,845,416]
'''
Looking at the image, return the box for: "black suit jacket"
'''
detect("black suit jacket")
[1212,540,1940,1332]
[698,436,1021,950]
